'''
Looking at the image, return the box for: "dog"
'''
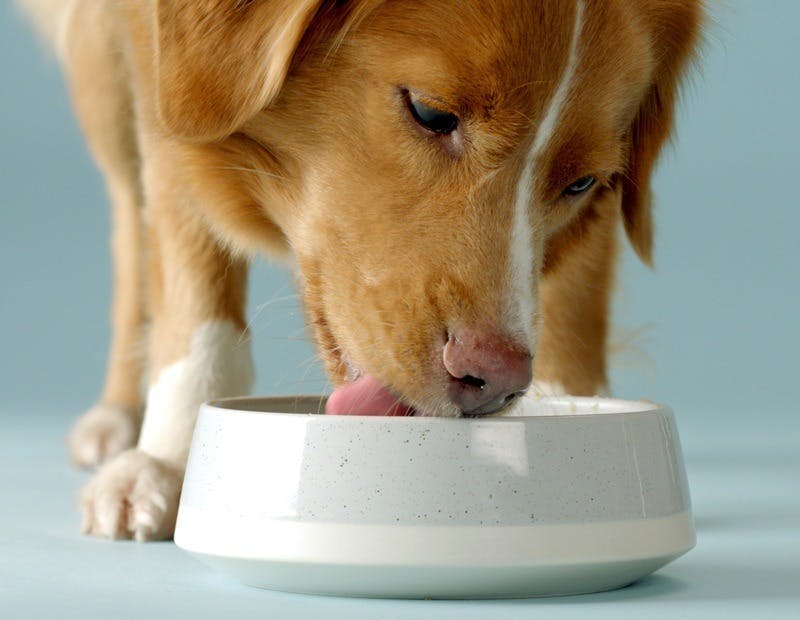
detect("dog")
[20,0,703,540]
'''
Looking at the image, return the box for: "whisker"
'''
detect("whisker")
[239,287,297,345]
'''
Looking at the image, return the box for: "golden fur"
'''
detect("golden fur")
[21,0,703,539]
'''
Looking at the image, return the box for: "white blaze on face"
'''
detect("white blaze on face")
[138,321,255,466]
[507,0,585,346]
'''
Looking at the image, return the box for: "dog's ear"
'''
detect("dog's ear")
[155,0,326,141]
[620,0,703,265]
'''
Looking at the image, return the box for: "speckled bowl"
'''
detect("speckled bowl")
[174,396,694,598]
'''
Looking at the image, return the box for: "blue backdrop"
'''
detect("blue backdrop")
[2,1,798,438]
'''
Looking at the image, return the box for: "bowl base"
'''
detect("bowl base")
[176,510,694,599]
[190,552,682,598]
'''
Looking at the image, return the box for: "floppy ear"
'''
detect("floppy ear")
[621,0,704,265]
[155,0,326,141]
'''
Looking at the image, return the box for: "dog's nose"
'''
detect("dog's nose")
[443,330,532,416]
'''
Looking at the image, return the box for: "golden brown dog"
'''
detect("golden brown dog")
[21,0,703,540]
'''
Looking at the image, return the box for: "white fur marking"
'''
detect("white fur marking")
[528,380,569,398]
[507,1,585,345]
[530,1,585,158]
[138,321,254,465]
[526,380,610,400]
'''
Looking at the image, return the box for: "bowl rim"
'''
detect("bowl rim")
[201,395,670,422]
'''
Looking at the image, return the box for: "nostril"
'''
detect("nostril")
[443,328,532,414]
[459,374,486,389]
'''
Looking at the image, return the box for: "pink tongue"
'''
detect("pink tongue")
[325,375,414,416]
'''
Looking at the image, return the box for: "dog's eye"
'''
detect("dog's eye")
[563,176,596,197]
[405,93,459,135]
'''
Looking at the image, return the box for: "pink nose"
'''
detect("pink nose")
[443,330,532,416]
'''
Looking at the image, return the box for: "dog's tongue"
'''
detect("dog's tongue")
[325,375,415,416]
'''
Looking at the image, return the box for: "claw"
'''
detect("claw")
[78,449,182,541]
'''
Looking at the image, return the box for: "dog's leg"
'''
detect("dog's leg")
[79,160,254,540]
[68,174,147,468]
[532,191,619,396]
[57,12,148,468]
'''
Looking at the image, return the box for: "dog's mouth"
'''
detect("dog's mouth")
[324,374,520,418]
[325,375,418,416]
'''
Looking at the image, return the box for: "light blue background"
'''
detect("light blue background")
[1,2,798,432]
[1,1,799,618]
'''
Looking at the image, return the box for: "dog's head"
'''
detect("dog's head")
[155,0,702,416]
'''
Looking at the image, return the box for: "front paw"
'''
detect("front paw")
[68,403,143,468]
[80,449,183,541]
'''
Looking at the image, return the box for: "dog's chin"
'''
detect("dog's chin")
[325,375,460,418]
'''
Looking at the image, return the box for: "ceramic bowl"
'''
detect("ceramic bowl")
[175,396,694,598]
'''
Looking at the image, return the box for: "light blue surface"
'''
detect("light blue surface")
[2,412,798,618]
[2,0,800,617]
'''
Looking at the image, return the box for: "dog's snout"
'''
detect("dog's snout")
[443,330,532,416]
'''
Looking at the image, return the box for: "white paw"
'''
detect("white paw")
[80,449,183,541]
[68,403,143,468]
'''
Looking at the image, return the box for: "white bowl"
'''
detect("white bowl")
[175,396,694,598]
